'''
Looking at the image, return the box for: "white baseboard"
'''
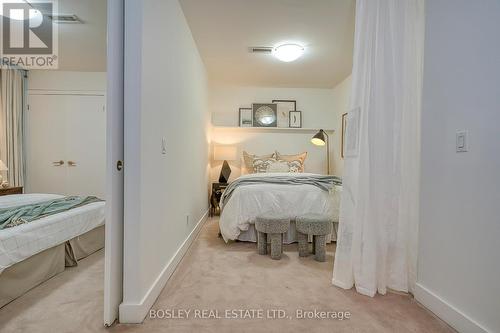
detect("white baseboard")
[414,283,490,333]
[119,209,209,324]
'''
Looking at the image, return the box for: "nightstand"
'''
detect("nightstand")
[210,182,228,217]
[0,186,23,196]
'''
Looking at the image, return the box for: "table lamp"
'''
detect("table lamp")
[213,145,237,183]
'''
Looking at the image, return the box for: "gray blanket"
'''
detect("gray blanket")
[221,174,342,206]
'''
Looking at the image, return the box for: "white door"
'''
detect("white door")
[26,94,106,197]
[26,95,69,194]
[65,95,106,198]
[104,0,124,326]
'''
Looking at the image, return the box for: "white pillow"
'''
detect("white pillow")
[253,159,302,173]
[266,160,291,173]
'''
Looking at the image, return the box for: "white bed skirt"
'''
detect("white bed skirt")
[236,220,338,244]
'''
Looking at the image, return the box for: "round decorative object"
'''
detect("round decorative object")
[254,105,276,126]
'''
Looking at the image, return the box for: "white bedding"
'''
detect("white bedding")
[0,194,105,273]
[219,173,341,242]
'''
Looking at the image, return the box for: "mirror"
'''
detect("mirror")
[252,103,277,127]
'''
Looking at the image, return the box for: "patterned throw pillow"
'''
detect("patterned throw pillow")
[252,157,277,173]
[275,152,307,172]
[243,151,275,173]
[266,159,303,173]
[265,160,291,173]
[253,158,303,173]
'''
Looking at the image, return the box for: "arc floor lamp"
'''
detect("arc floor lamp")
[311,129,330,175]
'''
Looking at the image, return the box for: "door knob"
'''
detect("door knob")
[68,161,77,166]
[52,160,64,166]
[116,160,123,171]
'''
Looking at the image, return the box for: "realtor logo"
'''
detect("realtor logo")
[1,1,58,69]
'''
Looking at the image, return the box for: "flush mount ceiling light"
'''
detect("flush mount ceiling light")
[272,43,305,62]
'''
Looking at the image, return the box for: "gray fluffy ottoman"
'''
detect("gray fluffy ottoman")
[255,216,290,260]
[296,214,333,262]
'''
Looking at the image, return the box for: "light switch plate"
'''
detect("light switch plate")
[456,130,468,152]
[161,138,167,154]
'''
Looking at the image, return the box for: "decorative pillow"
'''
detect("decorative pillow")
[252,157,277,173]
[252,158,303,173]
[265,160,291,173]
[266,159,302,173]
[243,151,275,173]
[275,152,307,172]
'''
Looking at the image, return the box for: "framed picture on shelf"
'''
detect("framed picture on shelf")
[239,108,253,127]
[272,100,296,128]
[341,112,347,158]
[252,103,277,127]
[289,111,302,128]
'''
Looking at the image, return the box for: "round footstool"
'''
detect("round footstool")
[296,214,333,262]
[255,215,290,260]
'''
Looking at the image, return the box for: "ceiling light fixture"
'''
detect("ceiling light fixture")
[272,43,305,62]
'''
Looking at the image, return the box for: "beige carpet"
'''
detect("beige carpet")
[0,248,106,333]
[0,218,455,333]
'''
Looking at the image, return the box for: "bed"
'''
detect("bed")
[219,173,342,244]
[0,194,105,308]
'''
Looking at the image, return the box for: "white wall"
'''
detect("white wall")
[416,1,500,332]
[120,0,210,323]
[28,70,106,91]
[210,82,350,179]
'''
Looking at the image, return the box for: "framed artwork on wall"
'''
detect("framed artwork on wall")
[289,111,302,128]
[239,108,253,127]
[252,103,277,127]
[272,100,296,128]
[341,112,347,158]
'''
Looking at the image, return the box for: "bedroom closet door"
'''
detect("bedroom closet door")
[26,94,106,197]
[65,95,106,198]
[26,94,69,195]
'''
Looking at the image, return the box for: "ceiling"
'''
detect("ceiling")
[37,0,107,71]
[180,0,355,88]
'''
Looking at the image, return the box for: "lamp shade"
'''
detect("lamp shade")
[311,130,327,146]
[0,160,8,171]
[213,145,237,161]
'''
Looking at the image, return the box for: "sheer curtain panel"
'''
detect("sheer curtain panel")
[332,0,424,297]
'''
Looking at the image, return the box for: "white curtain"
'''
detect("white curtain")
[0,69,27,187]
[332,0,424,296]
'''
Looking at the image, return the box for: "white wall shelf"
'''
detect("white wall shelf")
[213,126,334,133]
